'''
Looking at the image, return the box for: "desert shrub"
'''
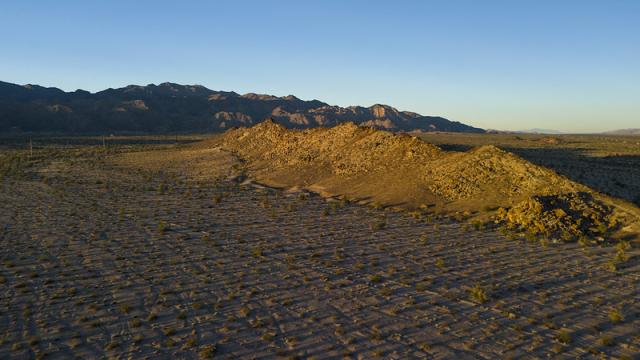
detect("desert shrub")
[615,241,631,262]
[614,249,629,263]
[69,338,82,349]
[616,240,631,252]
[157,221,168,234]
[469,284,489,303]
[606,260,618,272]
[608,241,631,271]
[471,220,484,231]
[164,338,176,347]
[578,236,591,247]
[251,246,263,257]
[598,336,615,347]
[284,337,297,347]
[125,334,141,345]
[524,231,537,242]
[239,306,251,317]
[555,330,572,344]
[379,287,393,297]
[28,336,39,346]
[185,337,198,348]
[249,317,264,328]
[608,307,624,323]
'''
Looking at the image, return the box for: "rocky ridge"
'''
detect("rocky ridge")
[217,120,637,240]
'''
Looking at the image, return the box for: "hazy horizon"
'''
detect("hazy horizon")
[1,0,638,133]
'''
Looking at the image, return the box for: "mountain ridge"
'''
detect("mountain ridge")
[602,128,640,135]
[0,80,483,134]
[208,120,639,240]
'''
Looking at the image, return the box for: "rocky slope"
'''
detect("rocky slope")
[215,121,639,241]
[0,80,483,134]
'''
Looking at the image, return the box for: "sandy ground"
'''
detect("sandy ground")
[0,145,639,359]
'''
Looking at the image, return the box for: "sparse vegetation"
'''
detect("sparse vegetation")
[0,134,638,359]
[157,220,168,234]
[555,330,572,345]
[608,307,624,323]
[469,284,489,304]
[198,344,217,358]
[598,335,615,347]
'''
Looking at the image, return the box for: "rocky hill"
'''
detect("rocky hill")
[214,120,639,241]
[0,80,483,134]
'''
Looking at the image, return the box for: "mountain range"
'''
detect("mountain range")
[602,128,640,135]
[0,81,483,134]
[516,128,565,135]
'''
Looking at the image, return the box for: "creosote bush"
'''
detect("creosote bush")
[608,307,624,323]
[555,330,572,344]
[157,221,168,234]
[469,284,489,304]
[198,344,218,359]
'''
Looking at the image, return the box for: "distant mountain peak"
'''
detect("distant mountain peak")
[241,93,280,101]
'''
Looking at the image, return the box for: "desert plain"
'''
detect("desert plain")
[1,127,639,359]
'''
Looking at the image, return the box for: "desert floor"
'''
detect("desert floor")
[1,139,639,359]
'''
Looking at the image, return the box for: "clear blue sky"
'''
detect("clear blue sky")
[1,0,638,132]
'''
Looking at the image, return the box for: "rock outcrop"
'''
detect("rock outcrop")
[215,120,637,241]
[496,192,617,239]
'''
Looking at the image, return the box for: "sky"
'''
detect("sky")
[1,0,638,132]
